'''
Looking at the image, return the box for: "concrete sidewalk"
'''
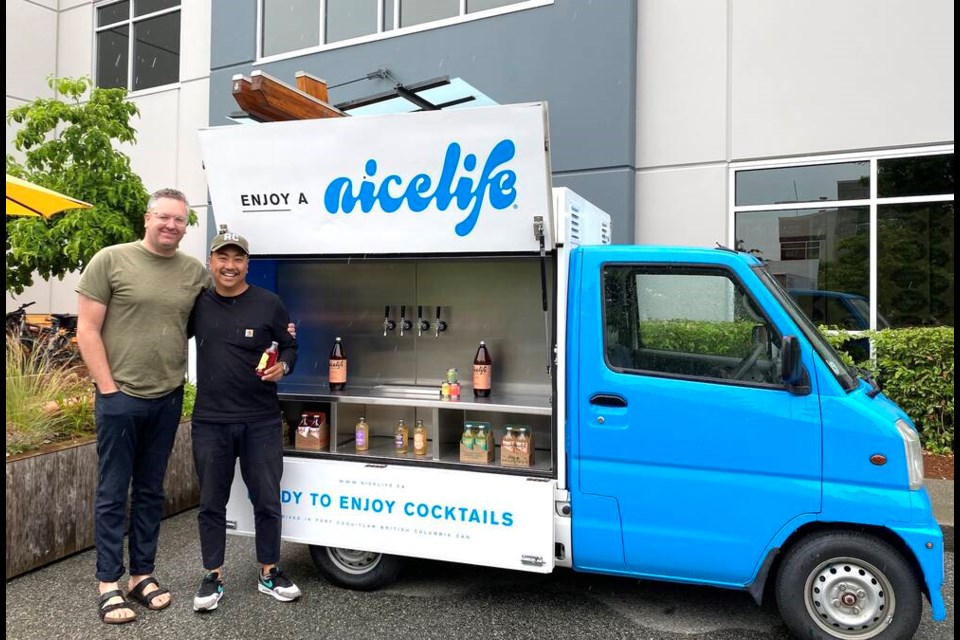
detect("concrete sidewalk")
[928,478,954,552]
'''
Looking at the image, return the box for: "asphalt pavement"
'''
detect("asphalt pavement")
[4,507,954,640]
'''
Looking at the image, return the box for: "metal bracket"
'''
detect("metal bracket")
[533,216,545,242]
[521,554,545,567]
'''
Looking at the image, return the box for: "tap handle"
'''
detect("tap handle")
[434,306,447,337]
[382,305,395,336]
[400,305,412,335]
[417,305,430,336]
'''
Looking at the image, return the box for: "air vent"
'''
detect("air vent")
[568,204,582,245]
[601,220,611,245]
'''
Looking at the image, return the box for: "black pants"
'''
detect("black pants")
[94,387,183,582]
[191,417,283,569]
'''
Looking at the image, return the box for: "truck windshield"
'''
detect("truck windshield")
[753,267,859,392]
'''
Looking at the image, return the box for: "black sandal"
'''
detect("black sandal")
[97,589,137,624]
[128,577,172,611]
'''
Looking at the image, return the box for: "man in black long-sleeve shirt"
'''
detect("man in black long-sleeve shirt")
[189,226,300,612]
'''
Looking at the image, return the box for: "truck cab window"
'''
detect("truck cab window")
[603,265,783,386]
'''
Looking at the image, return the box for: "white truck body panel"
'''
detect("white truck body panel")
[226,458,557,573]
[198,103,555,255]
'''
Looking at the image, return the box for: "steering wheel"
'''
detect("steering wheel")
[730,325,768,380]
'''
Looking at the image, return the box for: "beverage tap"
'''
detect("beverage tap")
[382,305,396,337]
[400,305,413,336]
[434,306,448,338]
[417,306,430,337]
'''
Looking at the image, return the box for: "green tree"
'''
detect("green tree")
[6,77,150,295]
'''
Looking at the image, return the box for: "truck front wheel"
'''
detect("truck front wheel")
[774,531,921,639]
[309,545,402,591]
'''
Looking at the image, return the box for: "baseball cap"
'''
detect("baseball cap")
[210,224,249,254]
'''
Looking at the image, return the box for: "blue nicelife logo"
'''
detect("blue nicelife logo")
[323,139,518,237]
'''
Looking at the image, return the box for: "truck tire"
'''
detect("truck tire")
[309,545,402,591]
[774,531,921,640]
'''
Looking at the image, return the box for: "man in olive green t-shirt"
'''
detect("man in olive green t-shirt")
[77,188,209,624]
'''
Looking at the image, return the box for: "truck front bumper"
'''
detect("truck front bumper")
[889,522,946,620]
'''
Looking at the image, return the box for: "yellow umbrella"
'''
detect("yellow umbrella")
[6,174,94,218]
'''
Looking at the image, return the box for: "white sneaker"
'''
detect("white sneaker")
[193,572,224,612]
[257,566,301,602]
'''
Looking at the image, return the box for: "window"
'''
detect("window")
[260,0,543,57]
[603,265,783,386]
[95,0,180,91]
[733,150,954,329]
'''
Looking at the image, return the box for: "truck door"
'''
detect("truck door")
[569,249,822,586]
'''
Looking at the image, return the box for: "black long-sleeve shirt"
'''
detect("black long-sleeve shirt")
[190,285,297,422]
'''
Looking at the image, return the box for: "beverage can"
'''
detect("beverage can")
[446,367,458,383]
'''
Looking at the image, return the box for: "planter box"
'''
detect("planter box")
[5,420,199,579]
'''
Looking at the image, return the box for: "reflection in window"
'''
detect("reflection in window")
[326,0,379,44]
[260,0,532,53]
[736,207,870,303]
[95,0,179,91]
[132,12,180,91]
[878,203,954,327]
[603,266,781,384]
[96,25,129,90]
[878,154,954,198]
[735,162,869,206]
[735,149,954,330]
[468,0,524,11]
[262,0,320,57]
[401,0,459,27]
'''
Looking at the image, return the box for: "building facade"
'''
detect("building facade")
[6,0,954,330]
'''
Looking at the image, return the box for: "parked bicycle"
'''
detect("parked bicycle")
[6,303,82,369]
[5,300,37,336]
[36,313,82,368]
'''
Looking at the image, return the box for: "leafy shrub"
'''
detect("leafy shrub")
[822,327,953,454]
[5,335,94,455]
[640,320,754,357]
[181,379,196,419]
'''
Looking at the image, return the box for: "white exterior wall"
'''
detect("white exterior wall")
[635,0,954,245]
[5,0,212,314]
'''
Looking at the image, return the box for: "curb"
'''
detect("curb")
[926,478,954,553]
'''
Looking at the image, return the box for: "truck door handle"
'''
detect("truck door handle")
[589,393,627,408]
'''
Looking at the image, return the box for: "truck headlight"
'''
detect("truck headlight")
[895,418,924,490]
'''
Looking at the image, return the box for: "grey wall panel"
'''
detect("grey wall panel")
[636,0,728,168]
[731,0,954,159]
[634,164,727,247]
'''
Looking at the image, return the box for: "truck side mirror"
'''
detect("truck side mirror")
[780,335,803,386]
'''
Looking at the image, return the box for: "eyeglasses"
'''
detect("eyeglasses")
[150,212,187,226]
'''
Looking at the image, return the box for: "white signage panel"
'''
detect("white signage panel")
[226,458,556,573]
[199,103,553,255]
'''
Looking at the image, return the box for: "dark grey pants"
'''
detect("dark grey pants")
[191,417,283,569]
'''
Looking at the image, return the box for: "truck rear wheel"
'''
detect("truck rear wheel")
[774,531,921,639]
[309,545,402,591]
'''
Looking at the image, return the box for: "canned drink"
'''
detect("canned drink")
[446,367,459,384]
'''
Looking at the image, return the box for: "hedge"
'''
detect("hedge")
[826,327,954,454]
[637,321,953,453]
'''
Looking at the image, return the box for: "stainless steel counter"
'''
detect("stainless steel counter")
[278,382,552,415]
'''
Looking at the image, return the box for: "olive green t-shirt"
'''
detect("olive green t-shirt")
[77,241,211,398]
